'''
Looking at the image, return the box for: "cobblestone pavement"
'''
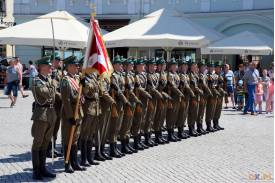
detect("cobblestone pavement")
[0,91,273,183]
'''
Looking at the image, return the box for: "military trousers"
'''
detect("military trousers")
[205,93,218,123]
[187,96,199,127]
[108,104,124,143]
[99,105,111,145]
[61,119,81,147]
[176,97,189,128]
[196,95,207,127]
[143,99,157,134]
[131,103,146,137]
[166,99,180,130]
[213,95,223,122]
[120,104,136,140]
[31,120,56,151]
[153,99,168,132]
[80,114,100,142]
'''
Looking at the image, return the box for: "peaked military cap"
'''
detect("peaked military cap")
[125,56,135,65]
[179,57,188,65]
[169,57,178,65]
[50,53,61,61]
[112,55,123,64]
[147,57,156,65]
[215,60,223,67]
[156,57,166,65]
[120,56,127,63]
[63,55,79,66]
[136,57,145,65]
[188,59,196,66]
[207,61,215,67]
[36,56,52,66]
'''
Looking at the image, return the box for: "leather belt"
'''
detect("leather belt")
[36,103,54,108]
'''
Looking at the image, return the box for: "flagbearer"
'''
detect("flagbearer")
[31,56,56,180]
[60,56,86,173]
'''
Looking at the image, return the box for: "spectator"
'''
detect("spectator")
[223,64,235,109]
[255,77,264,114]
[5,58,19,107]
[268,62,274,79]
[262,69,270,101]
[266,78,274,113]
[14,57,28,98]
[243,62,259,115]
[28,60,38,89]
[234,64,245,103]
[236,80,245,111]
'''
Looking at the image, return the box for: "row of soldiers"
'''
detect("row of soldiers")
[30,54,225,180]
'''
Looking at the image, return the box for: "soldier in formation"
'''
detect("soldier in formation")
[30,54,226,179]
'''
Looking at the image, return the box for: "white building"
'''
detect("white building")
[12,0,274,68]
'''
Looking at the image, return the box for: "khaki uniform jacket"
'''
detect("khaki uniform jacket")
[83,73,101,116]
[179,72,195,97]
[60,73,83,120]
[167,72,183,100]
[111,71,129,107]
[31,74,56,123]
[198,73,212,97]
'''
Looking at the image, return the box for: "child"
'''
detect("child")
[255,77,264,114]
[262,69,270,101]
[266,78,274,113]
[236,80,245,111]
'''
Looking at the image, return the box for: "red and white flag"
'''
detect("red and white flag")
[83,19,113,78]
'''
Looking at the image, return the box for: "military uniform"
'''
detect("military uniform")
[188,61,203,137]
[98,77,115,160]
[144,58,162,146]
[154,57,170,144]
[47,54,63,158]
[166,58,184,142]
[205,62,219,132]
[177,59,195,139]
[31,56,56,180]
[80,72,102,166]
[60,56,85,173]
[213,61,225,130]
[196,60,212,135]
[108,56,130,158]
[131,58,152,150]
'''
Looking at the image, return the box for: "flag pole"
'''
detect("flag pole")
[64,8,95,165]
[50,18,55,166]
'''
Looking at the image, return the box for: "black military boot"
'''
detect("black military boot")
[39,150,56,178]
[188,125,198,137]
[133,136,144,150]
[155,131,164,144]
[110,143,122,158]
[212,121,220,131]
[53,140,62,157]
[126,138,138,153]
[139,135,149,149]
[196,124,207,135]
[214,120,224,130]
[144,133,154,147]
[168,129,177,142]
[159,131,169,143]
[71,145,86,171]
[46,141,57,158]
[177,128,184,139]
[64,146,74,173]
[149,133,158,146]
[32,150,43,180]
[206,122,215,132]
[100,144,113,160]
[94,146,106,161]
[172,129,181,141]
[86,141,99,165]
[115,142,125,157]
[182,130,190,139]
[80,140,90,167]
[121,139,133,154]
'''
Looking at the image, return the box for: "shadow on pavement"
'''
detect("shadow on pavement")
[0,151,32,163]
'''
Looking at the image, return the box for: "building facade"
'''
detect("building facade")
[11,0,274,68]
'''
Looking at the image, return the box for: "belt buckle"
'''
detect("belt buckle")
[50,104,54,108]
